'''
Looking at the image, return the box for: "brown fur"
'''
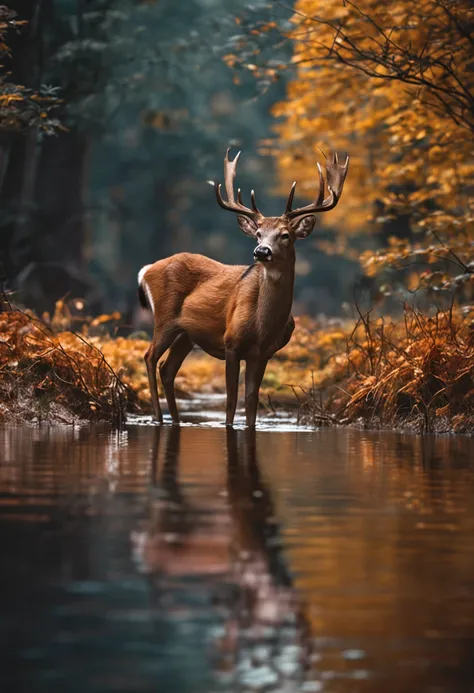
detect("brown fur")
[139,224,297,427]
[141,249,294,361]
[140,148,348,427]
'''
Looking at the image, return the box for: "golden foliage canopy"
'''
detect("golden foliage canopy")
[264,0,474,272]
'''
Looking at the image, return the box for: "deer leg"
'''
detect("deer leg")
[145,328,179,423]
[159,333,194,424]
[225,350,241,426]
[244,359,268,428]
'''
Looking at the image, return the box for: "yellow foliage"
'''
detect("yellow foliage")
[269,0,474,254]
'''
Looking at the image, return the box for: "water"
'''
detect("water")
[1,418,474,693]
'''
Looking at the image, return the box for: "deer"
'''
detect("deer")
[137,148,349,427]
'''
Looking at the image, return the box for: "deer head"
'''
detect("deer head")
[214,148,349,265]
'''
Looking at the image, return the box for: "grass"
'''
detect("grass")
[1,298,473,432]
[0,303,135,424]
[298,303,474,433]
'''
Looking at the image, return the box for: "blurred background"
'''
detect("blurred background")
[0,0,360,325]
[2,0,471,327]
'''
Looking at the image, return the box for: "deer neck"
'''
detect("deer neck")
[256,256,295,342]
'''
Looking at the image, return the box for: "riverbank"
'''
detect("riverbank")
[1,302,473,432]
[0,306,135,425]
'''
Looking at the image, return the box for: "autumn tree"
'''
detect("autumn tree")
[230,0,474,302]
[1,0,291,315]
[0,4,62,305]
[0,4,61,202]
[0,6,61,136]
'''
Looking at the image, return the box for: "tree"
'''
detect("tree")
[0,5,61,137]
[1,0,360,316]
[2,0,299,314]
[0,4,63,309]
[231,0,474,301]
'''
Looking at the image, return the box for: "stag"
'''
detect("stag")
[138,149,349,426]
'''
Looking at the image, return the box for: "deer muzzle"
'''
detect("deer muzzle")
[254,245,272,262]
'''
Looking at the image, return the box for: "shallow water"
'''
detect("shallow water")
[0,416,474,693]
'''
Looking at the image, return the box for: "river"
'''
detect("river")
[1,411,473,692]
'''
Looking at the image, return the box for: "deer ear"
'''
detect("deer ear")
[291,215,316,239]
[237,215,258,238]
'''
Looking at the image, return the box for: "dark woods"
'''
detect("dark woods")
[0,0,359,320]
[1,1,89,312]
[0,1,276,317]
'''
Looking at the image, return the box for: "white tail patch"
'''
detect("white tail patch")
[137,264,155,315]
[137,264,151,287]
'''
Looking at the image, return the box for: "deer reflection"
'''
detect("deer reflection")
[131,427,314,688]
[150,425,194,549]
[131,426,231,579]
[217,428,313,686]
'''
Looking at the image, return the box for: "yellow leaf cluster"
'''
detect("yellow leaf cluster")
[271,0,474,243]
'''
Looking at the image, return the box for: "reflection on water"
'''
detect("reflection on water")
[0,424,474,693]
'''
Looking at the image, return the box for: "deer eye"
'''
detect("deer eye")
[256,231,261,240]
[281,232,290,241]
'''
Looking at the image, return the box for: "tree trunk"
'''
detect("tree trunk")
[10,128,42,269]
[81,137,93,265]
[36,133,92,266]
[0,144,10,199]
[9,133,96,314]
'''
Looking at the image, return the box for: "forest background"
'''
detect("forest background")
[1,0,473,431]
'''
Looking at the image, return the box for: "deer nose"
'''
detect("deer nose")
[254,245,272,261]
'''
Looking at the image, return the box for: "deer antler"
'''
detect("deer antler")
[285,152,349,219]
[214,149,262,221]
